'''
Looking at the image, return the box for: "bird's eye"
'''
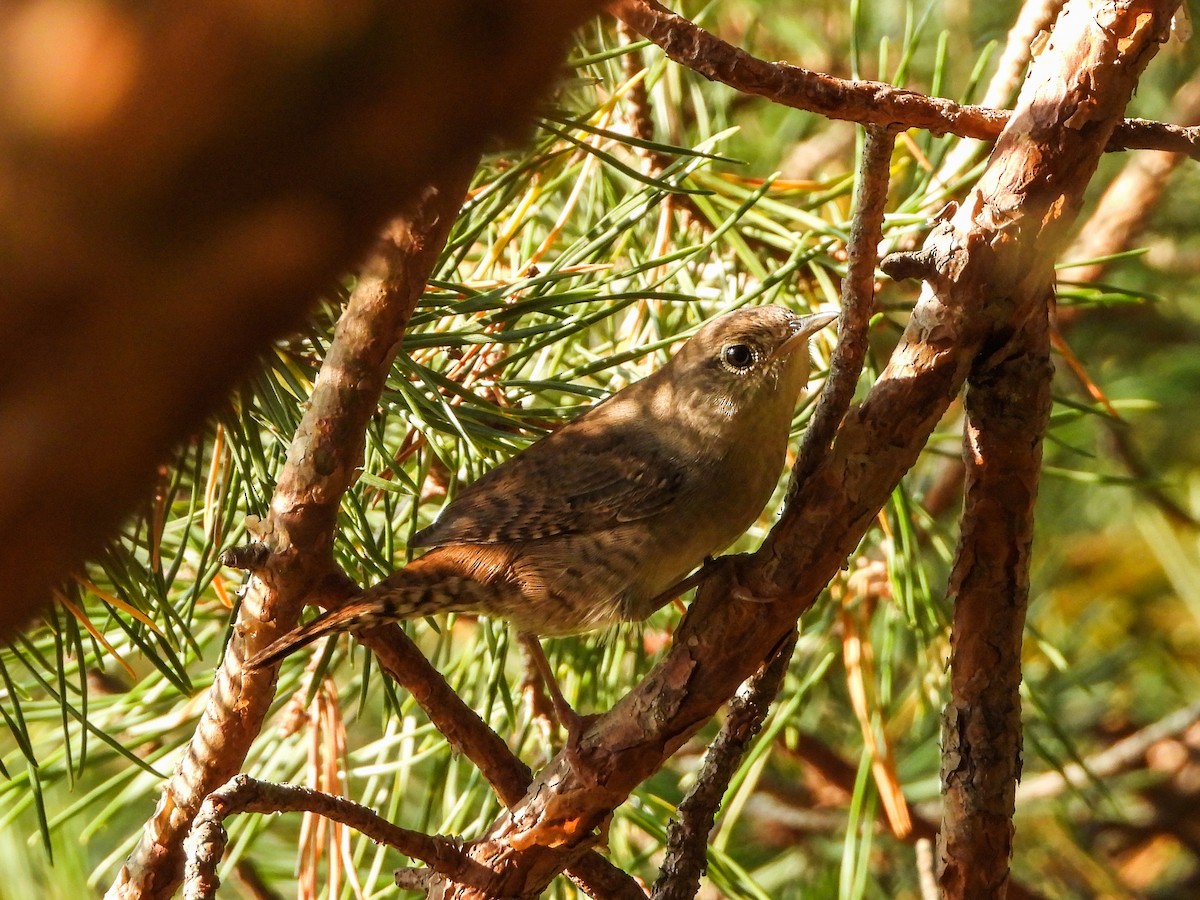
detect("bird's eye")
[722,343,755,370]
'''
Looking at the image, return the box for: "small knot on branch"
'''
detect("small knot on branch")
[394,867,433,891]
[880,249,938,284]
[220,543,271,571]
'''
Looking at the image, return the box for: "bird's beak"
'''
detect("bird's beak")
[774,311,838,359]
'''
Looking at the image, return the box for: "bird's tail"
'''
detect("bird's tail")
[246,546,512,670]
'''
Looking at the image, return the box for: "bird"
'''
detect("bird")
[247,305,836,672]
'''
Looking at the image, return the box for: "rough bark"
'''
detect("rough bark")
[938,302,1053,898]
[932,0,1180,894]
[787,124,894,494]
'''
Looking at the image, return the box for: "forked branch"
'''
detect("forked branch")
[182,776,476,900]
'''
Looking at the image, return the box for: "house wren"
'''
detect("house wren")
[249,305,836,669]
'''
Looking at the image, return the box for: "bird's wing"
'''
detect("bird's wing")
[411,422,688,547]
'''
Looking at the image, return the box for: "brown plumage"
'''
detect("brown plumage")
[248,305,836,670]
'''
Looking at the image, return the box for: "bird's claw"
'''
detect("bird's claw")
[729,566,785,605]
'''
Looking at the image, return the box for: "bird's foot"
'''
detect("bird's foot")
[518,632,596,748]
[729,564,785,605]
[649,554,734,612]
[558,708,600,767]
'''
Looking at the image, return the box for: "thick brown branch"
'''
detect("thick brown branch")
[434,2,1180,896]
[109,170,475,900]
[182,775,476,900]
[938,299,1053,899]
[608,0,1198,158]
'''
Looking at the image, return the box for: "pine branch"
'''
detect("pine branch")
[939,298,1052,897]
[787,123,894,495]
[110,170,475,900]
[608,0,1198,157]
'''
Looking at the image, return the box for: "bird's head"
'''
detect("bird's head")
[667,305,838,420]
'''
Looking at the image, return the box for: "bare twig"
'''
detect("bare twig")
[788,124,896,497]
[607,0,1199,158]
[1017,699,1200,803]
[651,630,797,900]
[182,775,477,900]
